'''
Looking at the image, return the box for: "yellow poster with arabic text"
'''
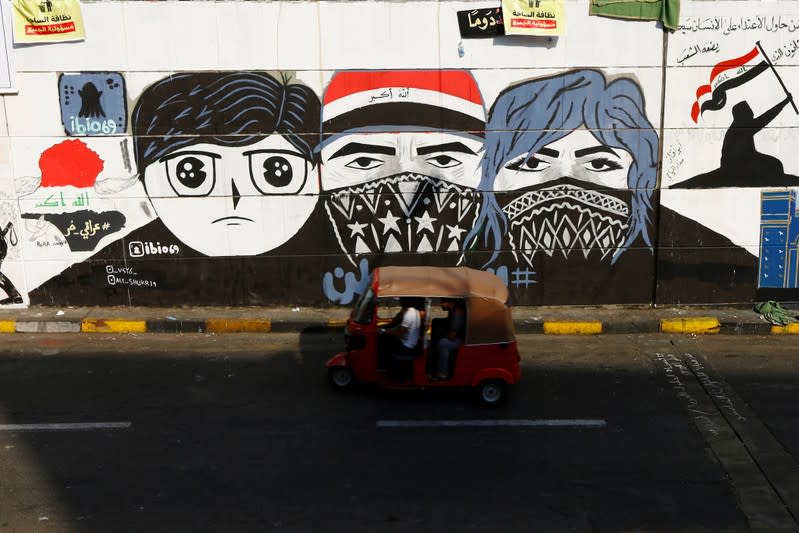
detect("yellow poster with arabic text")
[12,0,85,44]
[501,0,565,36]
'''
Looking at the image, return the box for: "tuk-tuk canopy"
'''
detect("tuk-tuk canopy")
[374,266,515,345]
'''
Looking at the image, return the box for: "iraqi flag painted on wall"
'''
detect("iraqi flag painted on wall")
[691,46,770,123]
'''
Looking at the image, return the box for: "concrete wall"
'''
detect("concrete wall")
[1,0,798,308]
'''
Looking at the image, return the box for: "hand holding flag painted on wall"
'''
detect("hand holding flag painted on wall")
[691,43,797,123]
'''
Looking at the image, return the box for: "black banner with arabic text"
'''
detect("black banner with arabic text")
[457,7,505,38]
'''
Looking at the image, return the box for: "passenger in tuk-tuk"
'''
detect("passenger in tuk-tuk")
[435,298,466,380]
[379,297,423,381]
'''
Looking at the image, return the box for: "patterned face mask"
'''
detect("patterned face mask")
[324,172,481,266]
[500,178,631,267]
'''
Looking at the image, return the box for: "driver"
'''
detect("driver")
[379,297,422,380]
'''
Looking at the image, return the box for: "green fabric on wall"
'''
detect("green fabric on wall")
[589,0,680,31]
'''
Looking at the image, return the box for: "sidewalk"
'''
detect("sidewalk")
[0,304,796,335]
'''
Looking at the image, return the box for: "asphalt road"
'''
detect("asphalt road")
[0,332,798,532]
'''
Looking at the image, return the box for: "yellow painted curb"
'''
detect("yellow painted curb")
[81,319,147,333]
[771,323,799,335]
[660,317,720,334]
[205,319,271,333]
[543,321,602,335]
[327,319,347,328]
[0,320,15,333]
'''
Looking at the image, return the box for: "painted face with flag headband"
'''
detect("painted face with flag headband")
[468,69,659,270]
[320,70,486,266]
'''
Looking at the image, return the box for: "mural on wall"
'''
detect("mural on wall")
[0,203,22,304]
[21,210,125,252]
[759,189,799,289]
[24,65,780,306]
[320,70,486,303]
[15,3,799,307]
[659,11,799,303]
[677,44,798,189]
[463,69,659,303]
[127,71,321,257]
[17,138,127,254]
[24,71,326,305]
[59,72,127,137]
[35,138,104,188]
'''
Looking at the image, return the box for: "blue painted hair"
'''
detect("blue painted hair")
[467,69,659,264]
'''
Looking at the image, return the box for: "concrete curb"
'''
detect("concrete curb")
[660,317,721,334]
[0,316,795,335]
[542,321,603,335]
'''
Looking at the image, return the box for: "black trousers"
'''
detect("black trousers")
[385,339,417,381]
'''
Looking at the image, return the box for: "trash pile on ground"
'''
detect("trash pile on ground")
[754,301,799,326]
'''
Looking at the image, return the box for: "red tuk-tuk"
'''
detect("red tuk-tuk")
[326,266,521,405]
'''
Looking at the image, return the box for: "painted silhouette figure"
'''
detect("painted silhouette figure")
[677,94,799,189]
[0,221,22,305]
[721,96,792,179]
[78,82,105,118]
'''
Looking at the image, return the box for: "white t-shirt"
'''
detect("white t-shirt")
[399,307,421,349]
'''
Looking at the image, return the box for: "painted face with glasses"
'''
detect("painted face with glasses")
[144,137,314,256]
[132,71,320,256]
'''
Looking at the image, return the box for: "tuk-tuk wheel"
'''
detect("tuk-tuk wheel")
[478,380,506,406]
[329,367,354,389]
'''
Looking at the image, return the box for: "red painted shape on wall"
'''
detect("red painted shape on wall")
[38,139,104,188]
[323,70,483,106]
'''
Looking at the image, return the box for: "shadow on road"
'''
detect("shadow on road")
[0,332,783,532]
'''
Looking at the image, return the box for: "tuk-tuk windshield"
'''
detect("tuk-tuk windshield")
[351,287,376,324]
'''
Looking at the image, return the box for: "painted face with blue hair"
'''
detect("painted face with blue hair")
[473,69,658,267]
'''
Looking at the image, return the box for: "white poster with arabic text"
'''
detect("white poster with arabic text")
[0,1,15,93]
[501,0,565,36]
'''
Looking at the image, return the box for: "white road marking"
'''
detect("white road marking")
[376,419,607,428]
[0,422,132,432]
